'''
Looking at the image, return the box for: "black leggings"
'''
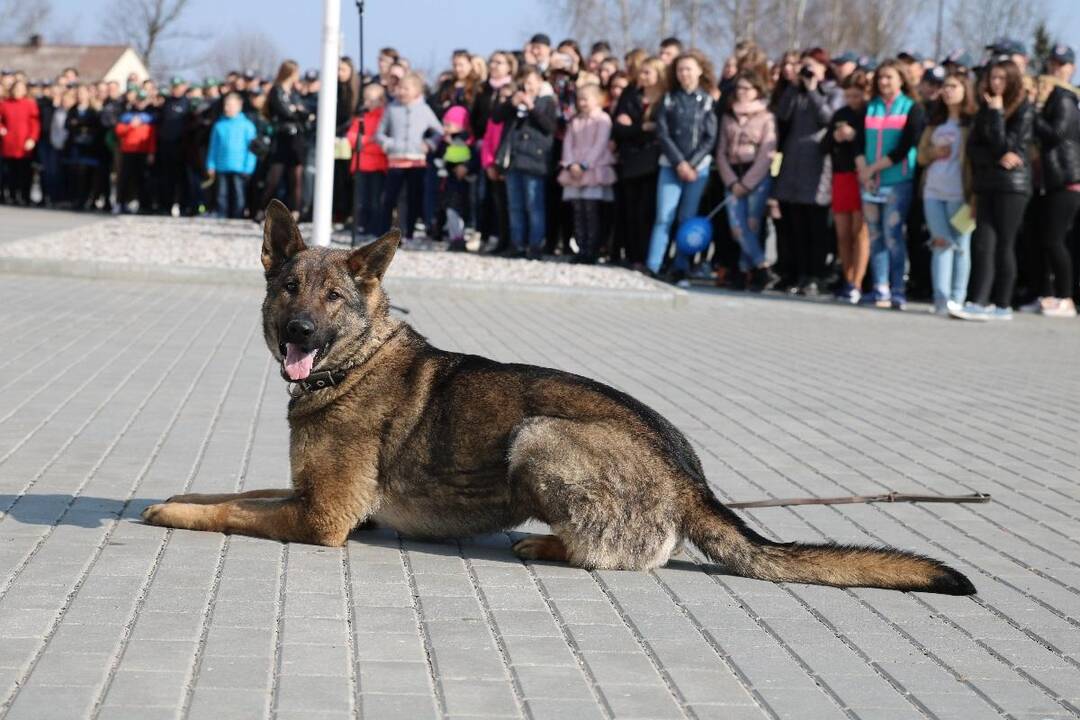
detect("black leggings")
[382,167,425,239]
[3,157,33,204]
[780,202,831,284]
[260,162,304,216]
[571,199,603,260]
[619,172,657,265]
[970,192,1030,307]
[1042,189,1080,298]
[489,178,511,252]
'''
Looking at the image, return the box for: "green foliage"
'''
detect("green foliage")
[1032,21,1052,74]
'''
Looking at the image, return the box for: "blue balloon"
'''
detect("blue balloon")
[675,216,713,256]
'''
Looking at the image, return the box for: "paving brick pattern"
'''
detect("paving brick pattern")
[1,273,1079,719]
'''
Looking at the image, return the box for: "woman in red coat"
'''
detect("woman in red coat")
[0,80,42,205]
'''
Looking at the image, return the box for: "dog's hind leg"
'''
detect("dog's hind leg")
[508,417,682,571]
[164,488,294,505]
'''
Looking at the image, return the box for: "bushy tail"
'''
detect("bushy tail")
[684,491,976,595]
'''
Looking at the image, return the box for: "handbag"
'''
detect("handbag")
[248,134,272,159]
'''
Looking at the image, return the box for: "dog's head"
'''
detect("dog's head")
[260,199,400,383]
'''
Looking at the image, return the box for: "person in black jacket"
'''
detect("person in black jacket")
[473,50,517,252]
[1028,46,1080,317]
[958,59,1035,320]
[157,77,191,216]
[646,51,719,283]
[612,56,666,270]
[256,60,310,221]
[491,65,557,259]
[63,84,104,210]
[334,58,359,222]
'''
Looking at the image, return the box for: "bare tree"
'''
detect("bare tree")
[99,0,193,71]
[0,0,51,42]
[202,29,283,78]
[553,0,928,63]
[947,0,1045,59]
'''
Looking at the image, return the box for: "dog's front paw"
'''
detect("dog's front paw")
[141,502,217,531]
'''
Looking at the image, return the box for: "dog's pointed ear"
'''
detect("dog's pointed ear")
[347,228,401,281]
[261,199,306,276]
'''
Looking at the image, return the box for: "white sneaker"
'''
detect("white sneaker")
[1042,298,1078,318]
[170,203,180,218]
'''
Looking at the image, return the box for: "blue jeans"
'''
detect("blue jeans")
[725,177,772,270]
[647,165,710,273]
[865,181,914,296]
[923,196,971,307]
[214,172,248,218]
[506,171,546,251]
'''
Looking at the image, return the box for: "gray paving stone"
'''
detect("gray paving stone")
[441,678,519,716]
[275,673,352,713]
[524,697,606,720]
[357,660,432,695]
[513,664,594,700]
[358,693,439,720]
[187,687,267,720]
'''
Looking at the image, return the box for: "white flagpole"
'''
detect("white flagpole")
[312,0,341,247]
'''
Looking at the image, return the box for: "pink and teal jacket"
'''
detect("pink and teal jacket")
[863,93,925,186]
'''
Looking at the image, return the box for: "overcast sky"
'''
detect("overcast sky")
[36,0,1080,79]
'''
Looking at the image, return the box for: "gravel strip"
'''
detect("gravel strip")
[0,216,665,292]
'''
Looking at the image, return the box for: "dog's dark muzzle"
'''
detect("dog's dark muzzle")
[284,318,316,346]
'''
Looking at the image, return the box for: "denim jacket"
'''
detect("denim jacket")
[655,88,718,171]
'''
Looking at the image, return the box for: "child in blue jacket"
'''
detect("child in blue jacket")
[207,93,257,218]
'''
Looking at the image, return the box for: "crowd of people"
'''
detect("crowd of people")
[2,32,1079,320]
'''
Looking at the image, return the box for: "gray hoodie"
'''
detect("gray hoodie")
[375,98,442,162]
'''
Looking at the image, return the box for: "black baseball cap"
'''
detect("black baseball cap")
[243,69,257,80]
[923,66,947,85]
[303,69,319,82]
[529,33,551,47]
[833,51,859,64]
[1049,44,1076,65]
[897,50,924,63]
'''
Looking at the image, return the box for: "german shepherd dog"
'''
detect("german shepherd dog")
[143,200,975,595]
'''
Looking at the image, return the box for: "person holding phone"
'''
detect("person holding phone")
[772,49,842,295]
[954,59,1034,321]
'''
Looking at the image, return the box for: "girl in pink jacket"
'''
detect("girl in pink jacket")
[558,84,616,264]
[717,70,778,291]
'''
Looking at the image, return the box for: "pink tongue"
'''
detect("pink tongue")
[284,343,317,381]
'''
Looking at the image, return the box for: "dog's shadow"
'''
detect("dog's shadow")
[0,493,719,576]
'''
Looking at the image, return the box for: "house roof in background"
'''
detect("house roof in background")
[0,43,138,81]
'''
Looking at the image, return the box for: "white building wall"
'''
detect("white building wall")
[104,49,148,84]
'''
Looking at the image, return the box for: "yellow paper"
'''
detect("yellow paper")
[950,204,976,235]
[770,152,783,177]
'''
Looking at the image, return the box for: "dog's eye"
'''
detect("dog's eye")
[284,280,299,294]
[327,290,342,302]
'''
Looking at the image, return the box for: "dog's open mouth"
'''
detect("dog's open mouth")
[282,343,320,381]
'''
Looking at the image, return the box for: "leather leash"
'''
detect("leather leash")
[726,492,991,509]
